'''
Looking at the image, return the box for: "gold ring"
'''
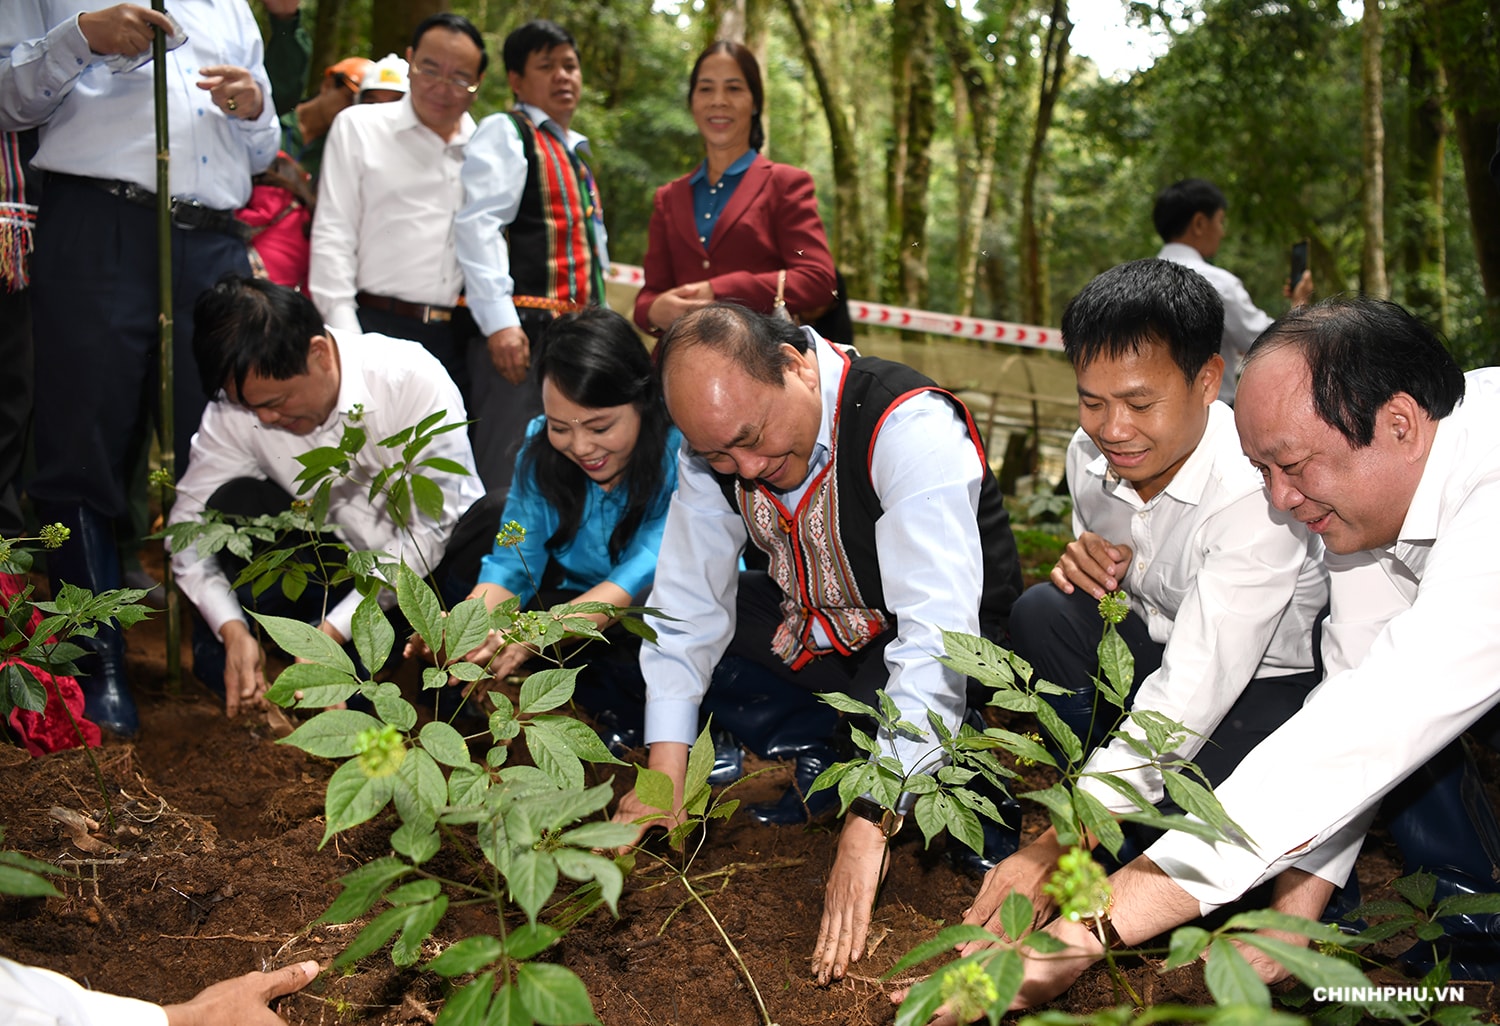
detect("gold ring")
[226,97,238,112]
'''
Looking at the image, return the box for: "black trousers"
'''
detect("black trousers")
[0,287,32,537]
[28,177,250,518]
[465,309,553,502]
[355,304,475,408]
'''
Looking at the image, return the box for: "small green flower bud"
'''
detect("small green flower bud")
[495,521,527,548]
[939,961,1000,1023]
[1043,847,1112,923]
[39,523,72,549]
[148,467,174,488]
[352,725,407,778]
[1097,590,1130,626]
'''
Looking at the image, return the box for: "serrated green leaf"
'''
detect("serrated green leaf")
[1233,934,1374,994]
[351,593,394,680]
[518,668,578,714]
[251,612,356,674]
[526,718,585,790]
[634,766,673,816]
[1162,770,1246,841]
[1000,890,1035,942]
[386,878,442,905]
[0,863,65,898]
[280,709,384,758]
[1073,786,1125,858]
[883,925,998,977]
[448,762,490,807]
[411,474,446,525]
[1034,701,1083,767]
[321,759,397,845]
[1204,937,1270,1007]
[1096,626,1134,707]
[397,563,443,655]
[559,821,641,850]
[516,961,596,1025]
[427,936,504,978]
[332,905,407,968]
[419,720,470,768]
[1222,909,1344,942]
[938,630,1019,689]
[373,691,418,732]
[1165,925,1213,969]
[392,895,448,966]
[1391,871,1437,912]
[504,922,563,962]
[442,597,493,667]
[508,849,560,924]
[1434,892,1500,918]
[390,820,441,864]
[394,748,446,822]
[815,689,881,718]
[317,857,410,924]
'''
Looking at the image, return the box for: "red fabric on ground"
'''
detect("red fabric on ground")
[2,572,102,754]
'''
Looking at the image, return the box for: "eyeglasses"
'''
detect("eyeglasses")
[409,65,479,94]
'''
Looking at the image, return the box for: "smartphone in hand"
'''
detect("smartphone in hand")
[1290,239,1309,289]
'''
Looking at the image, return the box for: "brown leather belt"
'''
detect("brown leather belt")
[356,291,454,324]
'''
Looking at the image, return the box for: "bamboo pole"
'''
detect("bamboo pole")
[152,1,181,690]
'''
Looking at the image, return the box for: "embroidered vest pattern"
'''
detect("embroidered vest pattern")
[504,111,604,306]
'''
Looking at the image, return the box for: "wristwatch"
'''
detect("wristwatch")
[847,796,905,838]
[1075,895,1124,951]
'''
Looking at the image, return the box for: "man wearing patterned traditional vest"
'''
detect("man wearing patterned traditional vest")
[455,19,608,499]
[612,303,1024,986]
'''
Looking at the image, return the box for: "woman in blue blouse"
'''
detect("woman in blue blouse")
[465,307,680,682]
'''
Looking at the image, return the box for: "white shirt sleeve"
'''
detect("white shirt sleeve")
[454,113,529,337]
[0,958,167,1026]
[1217,276,1275,361]
[1147,481,1500,910]
[308,113,365,331]
[0,12,89,132]
[1078,495,1321,811]
[166,407,267,641]
[867,394,986,775]
[640,442,749,747]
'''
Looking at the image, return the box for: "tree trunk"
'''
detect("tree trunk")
[1359,0,1389,297]
[310,0,351,81]
[894,0,934,309]
[1020,0,1071,325]
[1402,34,1447,332]
[782,0,872,298]
[370,0,445,64]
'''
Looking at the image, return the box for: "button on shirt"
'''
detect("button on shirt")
[308,94,473,331]
[1157,242,1275,405]
[642,331,987,776]
[454,102,610,337]
[167,331,484,643]
[690,148,754,248]
[1149,369,1500,911]
[0,1,278,210]
[1068,402,1327,813]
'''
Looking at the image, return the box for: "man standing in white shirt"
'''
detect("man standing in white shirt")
[958,258,1329,948]
[991,297,1500,1012]
[1154,178,1314,405]
[308,13,484,397]
[0,0,279,736]
[455,19,608,497]
[167,277,490,719]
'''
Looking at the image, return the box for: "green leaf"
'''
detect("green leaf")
[318,857,410,924]
[1096,626,1134,708]
[1034,701,1083,767]
[883,925,998,977]
[1391,871,1437,912]
[392,895,448,967]
[1434,892,1500,918]
[504,922,563,961]
[634,766,673,816]
[3,663,46,714]
[351,593,394,680]
[938,630,1019,689]
[486,985,530,1026]
[265,661,362,708]
[419,456,471,475]
[529,714,625,767]
[518,668,578,714]
[1020,782,1079,845]
[442,597,493,668]
[814,689,881,719]
[280,709,383,759]
[0,862,65,898]
[390,820,441,864]
[448,762,490,807]
[397,563,444,655]
[525,718,585,790]
[428,937,503,978]
[1161,771,1246,841]
[332,905,406,968]
[508,849,560,924]
[394,748,447,822]
[419,720,471,768]
[1221,910,1345,942]
[1165,925,1212,969]
[372,689,418,732]
[986,947,1026,1015]
[559,821,641,850]
[1072,787,1125,858]
[999,890,1035,942]
[1233,934,1374,994]
[250,612,356,674]
[411,473,446,524]
[983,728,1057,769]
[386,879,442,905]
[516,962,596,1025]
[1204,937,1270,1007]
[321,759,397,845]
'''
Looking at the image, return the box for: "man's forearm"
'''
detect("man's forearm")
[1108,855,1202,946]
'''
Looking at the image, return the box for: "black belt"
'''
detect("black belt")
[48,172,249,240]
[356,291,454,324]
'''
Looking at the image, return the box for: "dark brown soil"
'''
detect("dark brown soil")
[2,588,1498,1025]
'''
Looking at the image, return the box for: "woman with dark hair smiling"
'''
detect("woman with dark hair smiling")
[456,307,679,690]
[632,41,838,335]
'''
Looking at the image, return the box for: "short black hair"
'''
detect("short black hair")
[1060,259,1225,383]
[502,20,575,76]
[689,41,764,151]
[655,303,810,388]
[192,276,324,401]
[411,12,488,76]
[1152,178,1227,243]
[527,307,670,560]
[1244,297,1466,448]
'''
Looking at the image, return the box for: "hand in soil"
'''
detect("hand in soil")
[609,741,690,853]
[958,827,1064,955]
[220,620,268,717]
[812,814,889,985]
[162,959,320,1026]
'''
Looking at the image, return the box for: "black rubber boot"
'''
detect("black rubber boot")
[702,656,841,824]
[40,504,139,736]
[1387,741,1500,980]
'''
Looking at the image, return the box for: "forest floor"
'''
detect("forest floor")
[2,550,1499,1025]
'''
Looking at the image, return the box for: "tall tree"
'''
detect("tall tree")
[1019,0,1071,324]
[783,0,873,296]
[1359,0,1388,297]
[890,0,935,308]
[1398,20,1448,331]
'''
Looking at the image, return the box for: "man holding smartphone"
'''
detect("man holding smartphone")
[1153,178,1314,404]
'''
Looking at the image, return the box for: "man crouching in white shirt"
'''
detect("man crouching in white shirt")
[961,258,1330,954]
[166,276,494,718]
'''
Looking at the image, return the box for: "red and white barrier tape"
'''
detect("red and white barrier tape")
[604,263,1059,351]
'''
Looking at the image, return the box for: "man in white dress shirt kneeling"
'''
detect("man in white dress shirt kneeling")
[166,277,495,719]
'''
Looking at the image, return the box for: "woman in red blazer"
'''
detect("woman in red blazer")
[633,42,838,335]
